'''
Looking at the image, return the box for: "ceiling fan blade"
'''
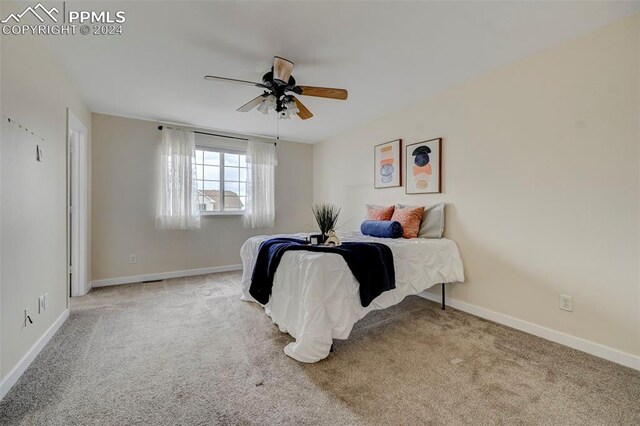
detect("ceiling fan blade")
[293,97,313,120]
[298,86,348,100]
[204,75,263,87]
[273,56,294,85]
[237,94,267,112]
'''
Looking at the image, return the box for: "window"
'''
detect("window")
[195,146,247,213]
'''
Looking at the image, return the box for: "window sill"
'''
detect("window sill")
[200,211,244,217]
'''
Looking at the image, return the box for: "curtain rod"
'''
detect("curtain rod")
[157,125,276,145]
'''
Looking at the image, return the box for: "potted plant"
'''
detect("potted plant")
[311,203,341,244]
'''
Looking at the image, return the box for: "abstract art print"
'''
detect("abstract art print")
[374,139,402,188]
[406,138,442,194]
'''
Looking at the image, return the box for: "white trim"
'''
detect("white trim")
[200,211,244,216]
[91,264,243,288]
[0,309,69,401]
[195,144,248,215]
[419,291,640,371]
[67,109,90,296]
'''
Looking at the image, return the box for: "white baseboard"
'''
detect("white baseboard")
[73,281,92,297]
[0,309,69,401]
[419,291,640,371]
[91,264,243,288]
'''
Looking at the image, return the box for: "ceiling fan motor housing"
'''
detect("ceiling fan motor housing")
[262,70,297,112]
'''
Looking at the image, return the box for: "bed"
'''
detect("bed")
[240,231,465,362]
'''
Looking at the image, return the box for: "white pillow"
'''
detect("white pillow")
[396,203,445,238]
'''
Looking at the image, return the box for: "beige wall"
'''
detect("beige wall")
[314,15,640,356]
[91,113,314,281]
[0,24,92,377]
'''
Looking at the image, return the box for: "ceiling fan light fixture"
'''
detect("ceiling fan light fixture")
[257,94,277,114]
[286,100,299,115]
[257,101,269,115]
[277,100,299,120]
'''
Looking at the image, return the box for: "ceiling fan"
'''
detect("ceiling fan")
[204,56,348,120]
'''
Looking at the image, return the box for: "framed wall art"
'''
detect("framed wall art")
[374,139,402,188]
[405,138,442,194]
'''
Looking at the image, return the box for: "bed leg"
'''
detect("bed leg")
[441,283,446,310]
[330,343,335,353]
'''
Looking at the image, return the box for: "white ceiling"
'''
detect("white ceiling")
[39,1,640,143]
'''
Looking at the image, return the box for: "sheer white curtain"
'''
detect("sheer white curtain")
[244,140,278,228]
[155,127,201,230]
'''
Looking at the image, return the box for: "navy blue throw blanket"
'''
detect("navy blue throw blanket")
[250,238,396,307]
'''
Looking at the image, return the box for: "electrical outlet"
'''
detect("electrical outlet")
[44,293,48,310]
[24,307,33,327]
[130,255,137,264]
[38,296,45,314]
[559,294,573,312]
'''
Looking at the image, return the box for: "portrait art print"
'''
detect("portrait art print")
[405,138,442,194]
[374,139,402,188]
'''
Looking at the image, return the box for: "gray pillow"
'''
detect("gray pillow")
[396,203,445,238]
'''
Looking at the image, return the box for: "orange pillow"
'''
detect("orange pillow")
[391,206,425,238]
[366,205,395,221]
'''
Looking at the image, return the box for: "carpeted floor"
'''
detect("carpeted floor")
[0,271,638,425]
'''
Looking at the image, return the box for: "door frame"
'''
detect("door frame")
[67,109,89,296]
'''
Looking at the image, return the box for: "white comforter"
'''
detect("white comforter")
[240,231,465,363]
